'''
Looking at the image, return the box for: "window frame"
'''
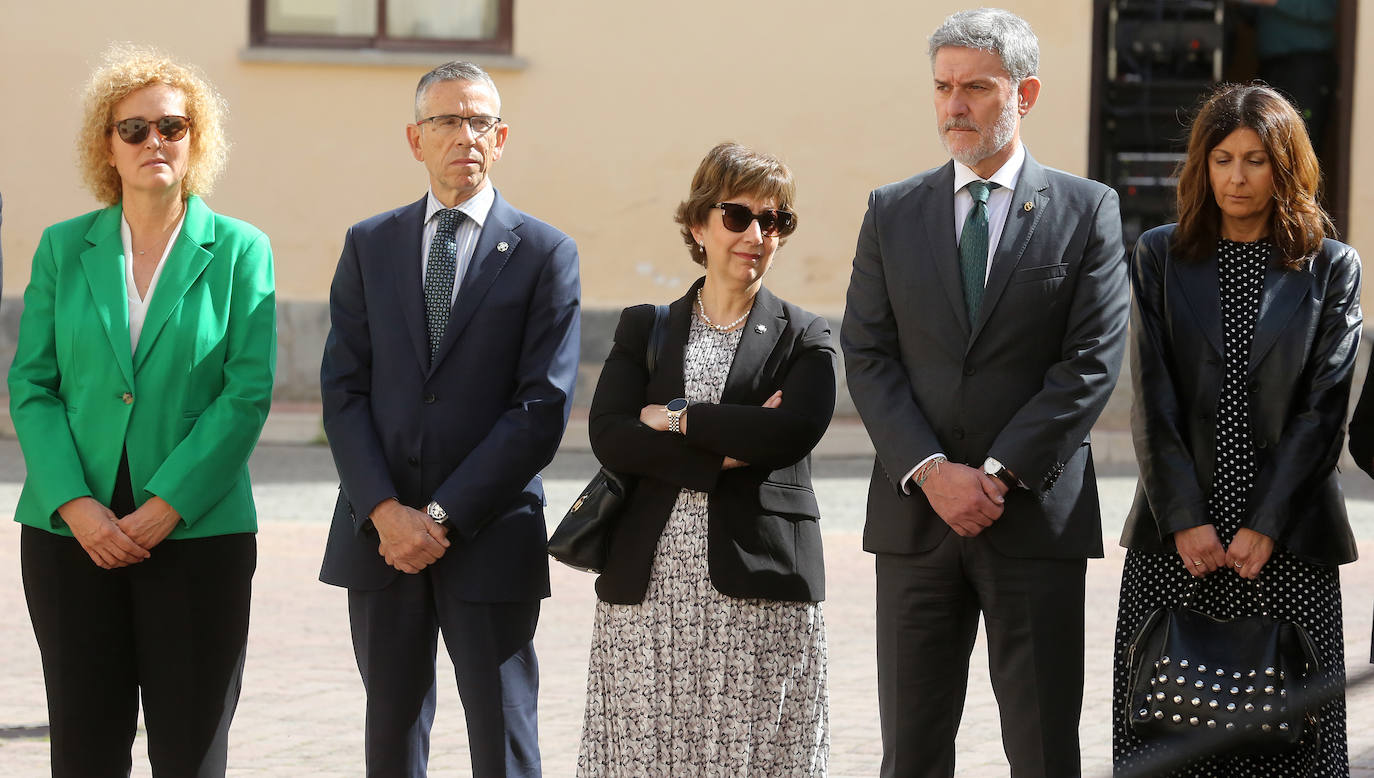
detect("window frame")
[249,0,514,55]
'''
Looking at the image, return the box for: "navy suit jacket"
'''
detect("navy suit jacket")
[319,190,580,601]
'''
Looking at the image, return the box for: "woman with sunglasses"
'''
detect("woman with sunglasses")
[9,45,274,777]
[576,142,834,775]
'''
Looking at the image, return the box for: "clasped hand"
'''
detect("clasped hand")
[1173,524,1273,579]
[920,462,1007,537]
[369,498,451,574]
[58,495,182,569]
[639,390,782,471]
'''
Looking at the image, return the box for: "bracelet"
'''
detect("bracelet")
[914,456,946,489]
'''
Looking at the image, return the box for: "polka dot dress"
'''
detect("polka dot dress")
[1111,239,1347,775]
[577,313,830,777]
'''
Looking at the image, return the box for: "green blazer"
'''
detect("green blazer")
[8,196,276,539]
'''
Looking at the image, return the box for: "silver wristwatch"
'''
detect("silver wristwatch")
[426,501,448,524]
[982,457,1019,489]
[665,397,688,434]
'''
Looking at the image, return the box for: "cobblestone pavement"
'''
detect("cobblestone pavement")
[1,438,1373,776]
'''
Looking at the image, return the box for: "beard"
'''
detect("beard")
[939,95,1019,169]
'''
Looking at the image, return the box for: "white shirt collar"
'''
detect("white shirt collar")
[424,181,496,229]
[952,141,1026,195]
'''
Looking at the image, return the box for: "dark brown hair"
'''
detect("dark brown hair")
[1173,83,1332,269]
[675,142,797,267]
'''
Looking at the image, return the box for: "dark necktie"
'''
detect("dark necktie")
[424,208,465,361]
[959,180,1000,323]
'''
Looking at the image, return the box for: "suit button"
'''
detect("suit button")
[121,392,134,405]
[423,393,437,404]
[1257,440,1269,449]
[952,427,965,440]
[963,366,976,376]
[1249,382,1260,394]
[407,456,419,466]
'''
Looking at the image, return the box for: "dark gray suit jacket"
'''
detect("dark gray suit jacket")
[841,153,1129,559]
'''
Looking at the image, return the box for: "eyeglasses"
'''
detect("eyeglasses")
[712,202,797,237]
[417,114,502,137]
[110,115,191,144]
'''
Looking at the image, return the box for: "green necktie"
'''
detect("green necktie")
[959,180,1000,323]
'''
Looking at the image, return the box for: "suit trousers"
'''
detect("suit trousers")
[21,525,255,778]
[875,531,1086,778]
[348,569,541,778]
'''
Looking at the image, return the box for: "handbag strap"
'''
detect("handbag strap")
[1180,569,1271,615]
[646,304,669,375]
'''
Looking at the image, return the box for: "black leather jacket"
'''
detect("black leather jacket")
[1120,225,1362,565]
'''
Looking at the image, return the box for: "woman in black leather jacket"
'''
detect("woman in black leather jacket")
[1111,83,1360,775]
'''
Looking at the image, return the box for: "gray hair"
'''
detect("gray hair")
[928,8,1039,84]
[414,61,501,120]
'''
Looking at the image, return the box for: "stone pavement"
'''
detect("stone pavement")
[1,437,1373,776]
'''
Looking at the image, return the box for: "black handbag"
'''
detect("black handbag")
[1124,577,1322,757]
[548,304,669,572]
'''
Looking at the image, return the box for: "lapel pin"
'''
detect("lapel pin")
[1023,201,1034,212]
[754,324,767,334]
[497,241,510,253]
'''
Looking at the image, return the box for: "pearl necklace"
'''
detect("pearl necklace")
[696,288,752,332]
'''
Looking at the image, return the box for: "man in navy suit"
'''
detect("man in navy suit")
[320,61,580,777]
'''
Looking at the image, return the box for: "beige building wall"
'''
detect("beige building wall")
[3,1,1100,318]
[1,1,1367,411]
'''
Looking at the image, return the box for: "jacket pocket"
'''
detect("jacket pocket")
[758,482,821,519]
[1011,263,1069,284]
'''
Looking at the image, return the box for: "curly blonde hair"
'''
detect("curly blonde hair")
[77,44,228,205]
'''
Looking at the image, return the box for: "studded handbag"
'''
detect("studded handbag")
[1124,581,1322,756]
[548,304,670,573]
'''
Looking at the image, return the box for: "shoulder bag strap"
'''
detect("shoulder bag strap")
[646,304,669,375]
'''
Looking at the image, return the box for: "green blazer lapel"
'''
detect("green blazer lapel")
[79,204,135,389]
[134,196,215,370]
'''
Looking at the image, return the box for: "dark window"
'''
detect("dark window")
[250,0,513,54]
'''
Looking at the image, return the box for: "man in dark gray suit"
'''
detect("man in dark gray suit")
[841,8,1128,777]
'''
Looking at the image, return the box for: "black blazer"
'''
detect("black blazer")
[589,279,836,604]
[841,155,1129,560]
[1347,358,1374,476]
[1122,225,1362,566]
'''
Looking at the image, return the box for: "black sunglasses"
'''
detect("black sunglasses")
[712,202,796,237]
[111,115,191,144]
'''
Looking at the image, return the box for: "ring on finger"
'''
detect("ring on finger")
[1191,559,1203,567]
[1234,561,1244,569]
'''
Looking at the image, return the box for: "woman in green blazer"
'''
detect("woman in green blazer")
[8,46,275,778]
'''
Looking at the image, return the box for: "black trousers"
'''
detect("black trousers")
[348,570,541,778]
[875,531,1087,778]
[21,525,256,778]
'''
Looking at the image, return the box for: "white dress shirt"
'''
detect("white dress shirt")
[121,212,185,352]
[421,181,495,306]
[902,142,1028,492]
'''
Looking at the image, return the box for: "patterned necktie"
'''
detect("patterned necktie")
[959,180,1000,323]
[424,208,465,361]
